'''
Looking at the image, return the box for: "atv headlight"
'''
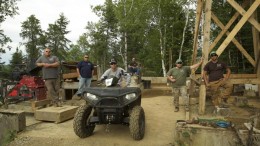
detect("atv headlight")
[125,93,136,100]
[87,93,98,101]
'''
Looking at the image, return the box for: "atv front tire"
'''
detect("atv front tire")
[129,106,145,140]
[73,104,95,138]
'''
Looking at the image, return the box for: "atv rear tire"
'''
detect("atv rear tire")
[129,106,145,140]
[73,104,95,138]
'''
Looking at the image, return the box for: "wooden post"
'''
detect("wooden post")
[250,0,260,96]
[199,0,212,115]
[189,0,203,96]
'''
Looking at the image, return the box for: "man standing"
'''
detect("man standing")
[76,54,94,96]
[36,48,61,106]
[203,51,232,108]
[167,58,203,112]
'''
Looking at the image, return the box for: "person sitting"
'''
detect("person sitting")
[128,58,140,76]
[100,58,131,87]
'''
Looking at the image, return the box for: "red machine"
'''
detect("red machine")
[6,75,47,103]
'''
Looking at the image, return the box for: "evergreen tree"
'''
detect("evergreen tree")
[0,0,19,54]
[46,13,71,60]
[20,15,43,61]
[10,48,23,68]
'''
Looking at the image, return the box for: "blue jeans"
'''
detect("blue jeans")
[77,76,92,94]
[129,67,140,75]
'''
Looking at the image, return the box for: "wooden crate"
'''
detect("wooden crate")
[34,105,78,123]
[63,72,79,79]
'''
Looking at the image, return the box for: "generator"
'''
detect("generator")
[1,75,47,104]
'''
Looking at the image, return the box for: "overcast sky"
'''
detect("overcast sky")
[1,0,105,64]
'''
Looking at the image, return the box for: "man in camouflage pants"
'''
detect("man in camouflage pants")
[167,58,203,112]
[203,51,233,108]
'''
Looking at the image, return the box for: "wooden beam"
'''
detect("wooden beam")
[209,0,249,52]
[63,72,79,79]
[199,0,212,115]
[31,99,51,111]
[192,0,203,64]
[190,0,203,95]
[216,0,260,56]
[62,82,79,89]
[250,0,260,96]
[229,74,257,78]
[227,0,260,31]
[229,78,260,84]
[211,13,256,67]
[195,74,257,79]
[35,106,79,123]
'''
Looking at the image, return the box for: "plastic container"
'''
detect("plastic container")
[142,80,151,89]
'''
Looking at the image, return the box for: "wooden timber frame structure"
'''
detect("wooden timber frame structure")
[191,0,260,114]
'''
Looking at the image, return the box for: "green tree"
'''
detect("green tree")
[84,22,110,72]
[46,13,71,60]
[83,0,195,76]
[20,15,44,61]
[88,1,119,72]
[114,0,150,70]
[66,44,83,62]
[0,0,19,54]
[10,48,23,68]
[77,33,90,53]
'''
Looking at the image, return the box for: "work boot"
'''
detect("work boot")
[219,103,229,108]
[77,93,82,97]
[220,98,229,108]
[52,100,62,107]
[174,107,179,112]
[222,98,228,103]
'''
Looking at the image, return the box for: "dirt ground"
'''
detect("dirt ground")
[4,85,260,146]
[6,87,188,146]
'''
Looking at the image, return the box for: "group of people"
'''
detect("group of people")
[35,47,132,106]
[36,48,96,106]
[167,51,232,112]
[36,47,232,111]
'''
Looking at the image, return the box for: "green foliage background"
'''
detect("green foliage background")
[0,0,257,78]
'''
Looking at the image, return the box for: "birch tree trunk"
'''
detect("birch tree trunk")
[158,0,167,77]
[124,31,128,70]
[119,0,133,71]
[179,8,189,60]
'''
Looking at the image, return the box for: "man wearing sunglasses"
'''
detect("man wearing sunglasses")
[76,54,94,96]
[203,51,232,109]
[100,58,131,87]
[167,58,203,112]
[36,47,61,106]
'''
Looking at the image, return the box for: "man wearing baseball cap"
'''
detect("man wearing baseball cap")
[167,57,203,112]
[100,58,131,87]
[203,51,233,109]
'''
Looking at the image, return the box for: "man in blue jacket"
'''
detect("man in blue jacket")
[76,54,94,96]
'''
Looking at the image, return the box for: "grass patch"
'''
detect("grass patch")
[1,130,17,146]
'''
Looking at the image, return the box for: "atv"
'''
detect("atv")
[73,77,145,140]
